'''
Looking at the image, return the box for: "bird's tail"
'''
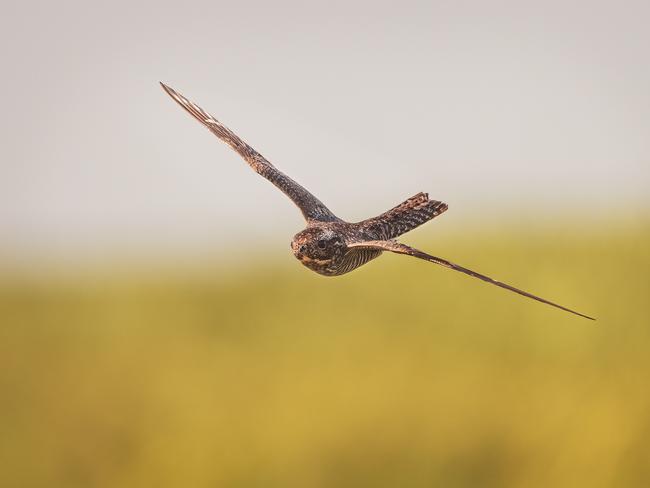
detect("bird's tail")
[360,192,448,239]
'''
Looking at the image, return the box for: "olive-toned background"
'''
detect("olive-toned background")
[2,226,649,487]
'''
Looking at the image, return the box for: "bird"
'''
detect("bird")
[160,82,594,320]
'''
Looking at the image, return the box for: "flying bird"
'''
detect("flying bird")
[160,82,594,320]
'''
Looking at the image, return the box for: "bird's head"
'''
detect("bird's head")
[290,227,346,276]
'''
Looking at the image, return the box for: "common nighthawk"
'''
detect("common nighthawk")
[160,82,594,320]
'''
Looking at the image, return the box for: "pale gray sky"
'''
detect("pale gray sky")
[1,0,648,258]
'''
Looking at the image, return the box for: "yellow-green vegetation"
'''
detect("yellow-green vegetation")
[1,224,649,487]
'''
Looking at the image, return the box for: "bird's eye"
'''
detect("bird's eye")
[317,239,327,249]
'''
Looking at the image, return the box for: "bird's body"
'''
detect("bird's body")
[160,82,594,320]
[290,222,383,276]
[290,193,447,276]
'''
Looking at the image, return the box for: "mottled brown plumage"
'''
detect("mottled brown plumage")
[160,82,594,320]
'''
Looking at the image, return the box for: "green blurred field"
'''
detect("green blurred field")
[1,223,649,487]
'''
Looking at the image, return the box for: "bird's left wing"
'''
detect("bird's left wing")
[160,83,339,223]
[348,240,595,320]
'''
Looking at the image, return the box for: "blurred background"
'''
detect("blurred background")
[1,0,649,486]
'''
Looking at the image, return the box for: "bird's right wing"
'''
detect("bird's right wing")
[348,240,595,320]
[160,83,339,223]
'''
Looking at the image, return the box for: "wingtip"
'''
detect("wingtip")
[159,82,183,102]
[571,310,596,321]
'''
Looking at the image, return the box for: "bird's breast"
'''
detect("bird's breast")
[336,248,383,274]
[294,247,383,276]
